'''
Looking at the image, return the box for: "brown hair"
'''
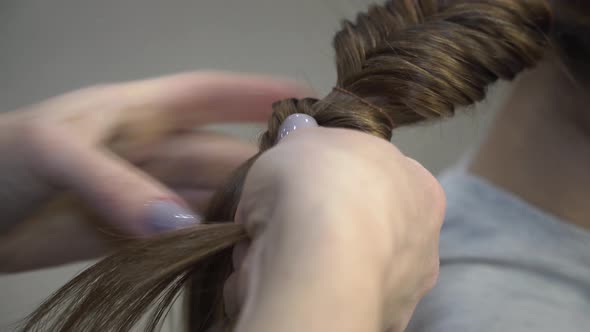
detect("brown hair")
[22,0,560,331]
[550,0,590,81]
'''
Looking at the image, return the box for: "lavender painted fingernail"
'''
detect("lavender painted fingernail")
[146,199,200,232]
[277,113,318,142]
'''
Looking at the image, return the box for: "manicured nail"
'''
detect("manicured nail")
[145,199,200,232]
[277,113,318,142]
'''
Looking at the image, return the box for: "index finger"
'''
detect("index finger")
[117,71,315,129]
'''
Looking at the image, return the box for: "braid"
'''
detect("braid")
[261,0,551,145]
[21,1,553,331]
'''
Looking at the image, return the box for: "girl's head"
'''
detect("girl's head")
[21,1,589,331]
[551,0,590,82]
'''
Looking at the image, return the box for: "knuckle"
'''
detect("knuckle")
[403,157,446,227]
[422,257,440,295]
[417,169,446,227]
[429,180,447,224]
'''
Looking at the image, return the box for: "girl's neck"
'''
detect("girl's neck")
[470,60,590,229]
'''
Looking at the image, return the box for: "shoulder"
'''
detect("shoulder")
[407,260,590,332]
[405,171,590,332]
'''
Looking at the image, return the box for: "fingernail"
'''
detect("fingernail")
[145,199,200,232]
[277,113,318,142]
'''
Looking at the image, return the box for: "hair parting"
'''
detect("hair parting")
[21,1,560,331]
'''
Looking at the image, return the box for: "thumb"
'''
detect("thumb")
[38,138,199,235]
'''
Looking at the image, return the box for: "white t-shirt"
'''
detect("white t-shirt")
[407,171,590,332]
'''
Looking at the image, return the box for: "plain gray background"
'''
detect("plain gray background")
[0,0,510,330]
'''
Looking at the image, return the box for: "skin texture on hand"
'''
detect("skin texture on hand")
[0,71,312,272]
[226,128,446,332]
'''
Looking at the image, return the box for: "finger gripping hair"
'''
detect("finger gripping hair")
[21,1,552,331]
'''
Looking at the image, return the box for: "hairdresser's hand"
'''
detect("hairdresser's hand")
[0,72,310,272]
[226,129,445,332]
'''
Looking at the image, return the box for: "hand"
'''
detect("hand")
[225,128,445,332]
[0,72,311,271]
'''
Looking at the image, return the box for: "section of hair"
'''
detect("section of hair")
[20,224,244,331]
[316,0,551,135]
